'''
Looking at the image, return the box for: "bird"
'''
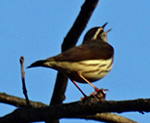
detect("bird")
[27,23,114,97]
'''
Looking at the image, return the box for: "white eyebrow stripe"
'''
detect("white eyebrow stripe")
[92,28,102,40]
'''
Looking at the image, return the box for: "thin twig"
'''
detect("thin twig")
[20,56,30,107]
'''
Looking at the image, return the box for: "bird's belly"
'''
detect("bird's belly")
[55,59,113,83]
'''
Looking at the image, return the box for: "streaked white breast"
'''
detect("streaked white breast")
[51,58,113,83]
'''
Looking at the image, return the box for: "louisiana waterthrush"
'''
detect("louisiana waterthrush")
[28,23,114,97]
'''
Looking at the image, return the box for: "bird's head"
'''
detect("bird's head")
[83,22,111,43]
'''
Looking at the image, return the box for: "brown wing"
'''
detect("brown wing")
[46,40,114,62]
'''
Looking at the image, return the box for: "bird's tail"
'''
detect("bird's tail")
[27,60,48,68]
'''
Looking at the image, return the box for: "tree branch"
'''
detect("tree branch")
[0,92,46,108]
[50,0,99,105]
[49,1,99,123]
[76,113,137,123]
[0,92,139,123]
[61,0,99,51]
[1,92,149,123]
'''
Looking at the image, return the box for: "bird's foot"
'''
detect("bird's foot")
[81,88,108,103]
[94,87,108,94]
[80,96,87,101]
[90,88,108,99]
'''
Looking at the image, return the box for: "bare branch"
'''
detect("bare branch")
[0,92,138,123]
[77,113,137,123]
[1,96,149,123]
[19,56,30,106]
[0,92,46,108]
[62,0,99,51]
[50,0,99,106]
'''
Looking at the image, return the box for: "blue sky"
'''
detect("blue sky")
[0,1,150,123]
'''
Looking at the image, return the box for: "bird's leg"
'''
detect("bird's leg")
[70,78,87,97]
[77,73,100,93]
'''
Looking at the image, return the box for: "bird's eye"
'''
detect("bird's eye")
[99,30,103,34]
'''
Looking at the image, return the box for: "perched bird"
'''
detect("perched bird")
[28,23,114,97]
